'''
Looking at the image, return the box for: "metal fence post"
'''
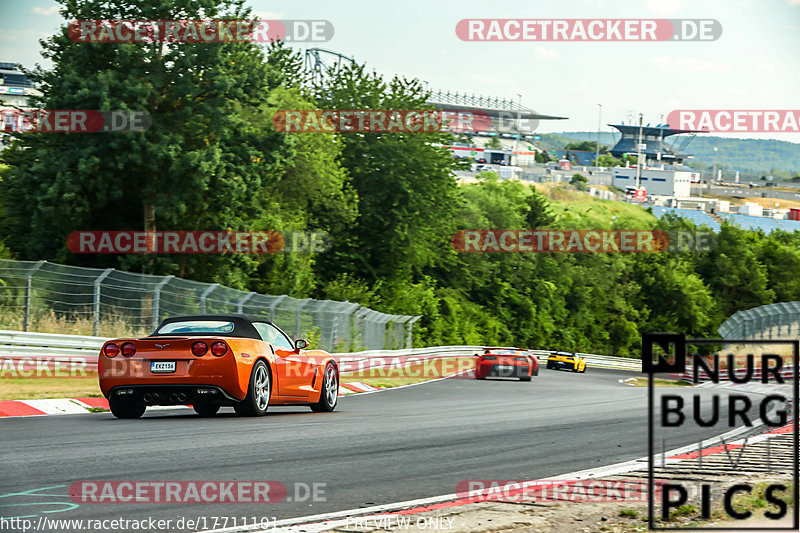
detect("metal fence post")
[23,261,45,332]
[295,299,311,338]
[406,316,421,349]
[237,293,255,314]
[199,283,219,314]
[93,268,113,336]
[268,295,288,322]
[152,275,174,330]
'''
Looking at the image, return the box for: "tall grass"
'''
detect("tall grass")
[0,308,149,338]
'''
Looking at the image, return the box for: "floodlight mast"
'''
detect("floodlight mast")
[595,104,602,170]
[636,113,644,189]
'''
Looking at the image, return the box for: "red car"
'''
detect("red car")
[475,348,538,381]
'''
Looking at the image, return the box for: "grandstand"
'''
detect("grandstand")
[650,206,721,231]
[650,206,800,234]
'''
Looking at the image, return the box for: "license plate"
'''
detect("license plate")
[151,361,176,373]
[496,365,513,370]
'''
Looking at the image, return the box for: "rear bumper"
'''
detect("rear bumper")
[99,354,248,400]
[548,360,576,370]
[480,364,531,378]
[108,384,241,406]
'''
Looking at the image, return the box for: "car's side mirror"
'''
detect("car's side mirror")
[294,339,309,350]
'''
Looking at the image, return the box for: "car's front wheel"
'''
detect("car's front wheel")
[109,398,145,419]
[234,361,271,416]
[311,363,338,412]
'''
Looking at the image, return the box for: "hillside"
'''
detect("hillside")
[539,131,800,179]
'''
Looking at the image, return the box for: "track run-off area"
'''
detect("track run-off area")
[0,368,771,529]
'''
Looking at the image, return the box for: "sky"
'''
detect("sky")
[1,0,798,141]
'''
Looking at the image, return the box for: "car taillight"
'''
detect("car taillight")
[104,343,119,357]
[483,356,496,360]
[121,342,136,357]
[514,357,527,361]
[211,341,228,357]
[192,341,208,356]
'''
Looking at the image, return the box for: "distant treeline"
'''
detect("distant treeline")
[538,131,800,179]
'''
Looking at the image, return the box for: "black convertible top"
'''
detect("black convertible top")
[148,314,285,340]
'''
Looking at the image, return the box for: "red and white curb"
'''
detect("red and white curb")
[0,397,109,417]
[0,383,382,418]
[339,382,381,395]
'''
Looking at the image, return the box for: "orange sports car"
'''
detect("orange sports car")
[98,314,339,419]
[475,348,538,381]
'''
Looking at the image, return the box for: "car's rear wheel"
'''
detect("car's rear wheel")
[193,404,220,417]
[546,361,553,369]
[311,363,338,412]
[234,361,271,417]
[109,398,145,419]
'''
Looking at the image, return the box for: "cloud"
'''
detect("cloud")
[251,10,283,19]
[645,0,685,16]
[650,56,731,73]
[757,63,776,73]
[789,0,800,5]
[533,46,559,60]
[31,6,59,15]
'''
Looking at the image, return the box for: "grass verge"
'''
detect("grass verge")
[0,376,101,400]
[627,377,692,387]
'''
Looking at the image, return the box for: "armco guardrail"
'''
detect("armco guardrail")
[0,330,106,373]
[0,332,642,374]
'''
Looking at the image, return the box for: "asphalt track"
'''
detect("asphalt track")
[0,368,765,530]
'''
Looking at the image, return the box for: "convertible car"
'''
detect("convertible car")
[546,351,587,373]
[475,348,538,381]
[98,314,339,419]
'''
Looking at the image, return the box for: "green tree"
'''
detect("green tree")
[695,224,774,321]
[525,189,556,228]
[570,173,588,191]
[484,136,502,149]
[596,154,622,167]
[565,140,604,152]
[0,0,290,287]
[309,61,460,287]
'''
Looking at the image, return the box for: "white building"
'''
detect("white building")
[611,167,693,198]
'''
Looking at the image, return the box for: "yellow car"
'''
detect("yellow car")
[546,351,586,373]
